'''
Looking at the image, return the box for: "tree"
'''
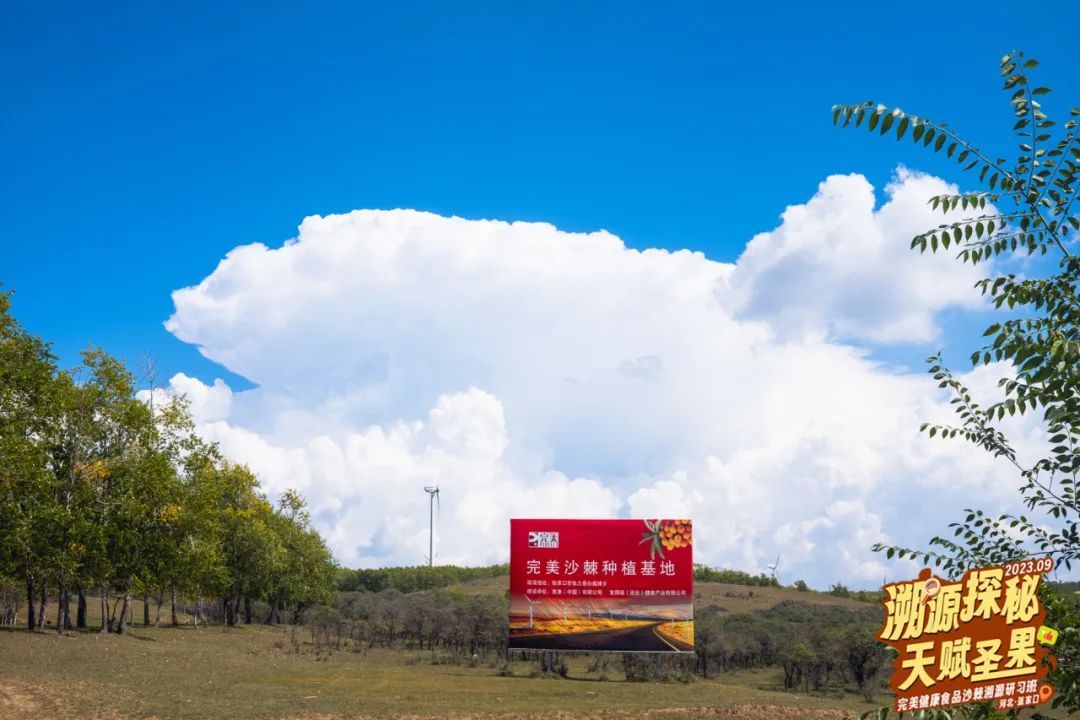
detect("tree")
[835,626,887,700]
[206,462,272,627]
[73,348,167,634]
[835,50,1079,713]
[693,613,723,678]
[271,490,335,623]
[168,441,226,626]
[0,290,62,630]
[1,291,338,638]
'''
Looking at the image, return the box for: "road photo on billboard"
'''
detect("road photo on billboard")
[509,519,694,653]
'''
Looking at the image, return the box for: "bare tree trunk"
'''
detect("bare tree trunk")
[155,593,163,627]
[26,575,36,631]
[56,585,69,633]
[77,586,87,629]
[114,593,130,635]
[265,599,278,625]
[223,595,238,627]
[36,582,46,630]
[143,594,150,626]
[170,586,178,627]
[244,597,252,625]
[100,586,109,634]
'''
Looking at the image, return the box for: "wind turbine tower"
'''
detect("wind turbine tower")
[524,595,543,628]
[767,554,781,584]
[424,485,440,567]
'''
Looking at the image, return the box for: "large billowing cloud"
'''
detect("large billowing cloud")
[723,168,987,343]
[160,168,1049,585]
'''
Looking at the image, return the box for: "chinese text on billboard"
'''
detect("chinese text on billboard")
[878,559,1057,713]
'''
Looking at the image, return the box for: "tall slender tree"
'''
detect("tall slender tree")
[0,290,62,630]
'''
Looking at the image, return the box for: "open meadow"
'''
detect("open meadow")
[0,621,880,720]
[4,572,1075,720]
[0,581,895,720]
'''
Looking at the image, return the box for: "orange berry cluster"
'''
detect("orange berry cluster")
[660,519,692,550]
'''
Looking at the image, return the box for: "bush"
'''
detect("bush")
[621,653,696,682]
[693,565,779,587]
[336,564,508,593]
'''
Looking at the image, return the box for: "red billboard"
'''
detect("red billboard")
[509,518,694,653]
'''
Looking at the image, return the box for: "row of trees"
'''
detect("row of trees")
[309,584,890,696]
[331,589,507,658]
[690,565,780,587]
[336,563,800,595]
[695,601,886,696]
[0,291,336,633]
[337,564,509,594]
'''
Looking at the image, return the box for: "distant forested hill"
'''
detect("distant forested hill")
[337,564,509,593]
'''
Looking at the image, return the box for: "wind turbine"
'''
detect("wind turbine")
[424,485,440,567]
[767,554,781,584]
[524,595,543,629]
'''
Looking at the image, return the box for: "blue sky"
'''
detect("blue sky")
[3,1,1077,383]
[3,3,1078,579]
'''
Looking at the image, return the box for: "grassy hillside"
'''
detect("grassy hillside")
[449,574,880,616]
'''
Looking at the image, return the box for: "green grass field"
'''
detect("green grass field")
[0,621,879,720]
[0,583,887,720]
[0,583,1057,719]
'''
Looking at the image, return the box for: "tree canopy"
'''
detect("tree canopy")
[0,289,336,633]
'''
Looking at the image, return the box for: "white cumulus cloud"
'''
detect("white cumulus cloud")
[158,169,1047,586]
[723,168,987,343]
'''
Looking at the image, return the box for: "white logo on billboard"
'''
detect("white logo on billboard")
[528,531,559,548]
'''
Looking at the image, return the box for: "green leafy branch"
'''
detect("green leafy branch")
[836,49,1080,716]
[639,519,666,559]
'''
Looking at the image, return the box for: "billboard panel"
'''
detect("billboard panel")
[877,559,1057,713]
[509,518,693,653]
